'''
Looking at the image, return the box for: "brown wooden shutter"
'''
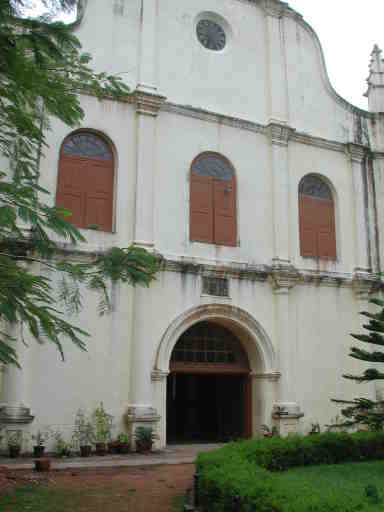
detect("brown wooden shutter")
[299,194,336,260]
[190,175,214,243]
[56,157,87,227]
[316,199,336,260]
[213,179,236,246]
[84,160,114,232]
[299,195,317,258]
[56,155,114,232]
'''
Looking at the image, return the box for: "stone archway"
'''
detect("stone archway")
[152,304,279,447]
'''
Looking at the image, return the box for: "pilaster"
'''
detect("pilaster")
[151,370,168,448]
[137,0,159,93]
[269,264,303,435]
[267,122,294,265]
[0,322,34,427]
[347,143,371,274]
[133,89,166,248]
[264,0,290,125]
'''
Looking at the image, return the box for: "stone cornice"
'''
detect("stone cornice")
[161,102,368,155]
[266,121,294,147]
[269,261,300,292]
[162,257,382,291]
[162,102,265,135]
[347,143,367,163]
[134,89,167,117]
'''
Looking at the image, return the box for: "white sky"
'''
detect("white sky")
[28,1,383,110]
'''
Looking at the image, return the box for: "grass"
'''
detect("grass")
[0,485,138,512]
[171,494,185,511]
[274,460,384,511]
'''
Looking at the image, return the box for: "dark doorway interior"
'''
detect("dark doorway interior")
[167,373,246,444]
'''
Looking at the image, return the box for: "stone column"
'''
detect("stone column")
[267,122,294,267]
[348,144,371,274]
[0,322,34,427]
[270,268,303,435]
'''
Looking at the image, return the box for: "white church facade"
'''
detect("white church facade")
[1,0,384,448]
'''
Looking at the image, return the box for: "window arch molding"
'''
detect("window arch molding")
[56,129,117,233]
[189,151,237,247]
[298,173,338,260]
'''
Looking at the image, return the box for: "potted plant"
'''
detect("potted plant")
[32,428,51,458]
[309,422,321,435]
[6,430,23,458]
[34,458,51,472]
[53,430,72,458]
[260,425,279,438]
[92,402,113,456]
[134,426,158,454]
[117,433,130,454]
[72,409,94,457]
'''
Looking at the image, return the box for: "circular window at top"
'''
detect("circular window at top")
[196,19,226,51]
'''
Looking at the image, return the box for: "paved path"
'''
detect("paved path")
[0,444,219,470]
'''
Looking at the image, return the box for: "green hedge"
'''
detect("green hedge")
[196,432,384,511]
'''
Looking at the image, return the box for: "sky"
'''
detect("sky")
[27,1,383,110]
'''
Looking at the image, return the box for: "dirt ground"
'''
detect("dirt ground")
[0,463,195,512]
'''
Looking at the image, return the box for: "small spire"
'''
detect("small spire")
[365,44,384,113]
[370,44,383,74]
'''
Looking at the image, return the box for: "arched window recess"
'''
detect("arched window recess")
[56,132,115,233]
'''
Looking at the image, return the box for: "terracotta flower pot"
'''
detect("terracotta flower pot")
[95,442,106,456]
[80,445,92,457]
[136,440,153,454]
[9,445,21,458]
[118,443,130,454]
[35,458,51,472]
[108,441,119,454]
[33,445,45,458]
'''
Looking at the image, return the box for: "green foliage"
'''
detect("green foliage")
[196,434,384,511]
[0,0,158,366]
[72,408,94,447]
[332,298,384,430]
[5,429,23,447]
[92,402,112,443]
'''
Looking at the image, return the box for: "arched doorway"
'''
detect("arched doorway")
[166,321,251,443]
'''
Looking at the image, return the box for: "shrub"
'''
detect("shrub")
[196,432,384,511]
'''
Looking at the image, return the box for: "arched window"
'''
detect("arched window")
[299,175,336,260]
[56,132,114,232]
[190,152,236,246]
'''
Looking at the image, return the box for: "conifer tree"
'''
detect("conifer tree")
[332,298,384,430]
[0,0,158,366]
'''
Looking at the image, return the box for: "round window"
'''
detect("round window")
[196,19,226,51]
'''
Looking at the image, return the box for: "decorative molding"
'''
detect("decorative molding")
[352,269,379,299]
[134,89,167,117]
[266,121,294,147]
[269,260,300,292]
[151,370,169,382]
[251,371,281,382]
[347,143,367,163]
[0,405,34,425]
